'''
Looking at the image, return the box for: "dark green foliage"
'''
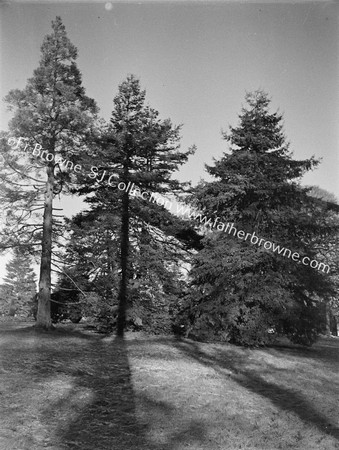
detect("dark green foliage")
[70,75,194,335]
[178,91,338,346]
[106,76,194,336]
[178,233,291,346]
[55,210,119,331]
[60,205,190,334]
[126,227,186,334]
[306,187,339,336]
[0,249,37,317]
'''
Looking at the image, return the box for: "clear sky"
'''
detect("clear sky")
[0,0,338,278]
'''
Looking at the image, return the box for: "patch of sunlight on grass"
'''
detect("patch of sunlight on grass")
[127,334,339,450]
[41,377,95,408]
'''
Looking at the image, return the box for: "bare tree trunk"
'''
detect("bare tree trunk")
[116,189,129,337]
[36,165,54,329]
[324,299,331,336]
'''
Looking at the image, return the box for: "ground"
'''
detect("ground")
[0,321,338,450]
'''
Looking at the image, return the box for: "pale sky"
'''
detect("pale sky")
[0,0,338,280]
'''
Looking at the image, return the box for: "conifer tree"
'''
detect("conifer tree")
[0,17,98,329]
[1,249,37,317]
[76,75,195,336]
[182,91,337,345]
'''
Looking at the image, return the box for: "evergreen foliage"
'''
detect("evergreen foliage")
[306,187,339,336]
[178,91,338,346]
[0,249,37,317]
[72,75,195,336]
[64,192,191,334]
[0,17,98,328]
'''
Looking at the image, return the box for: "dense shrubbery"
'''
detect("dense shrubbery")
[174,298,325,347]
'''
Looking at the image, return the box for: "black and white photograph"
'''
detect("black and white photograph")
[0,0,338,448]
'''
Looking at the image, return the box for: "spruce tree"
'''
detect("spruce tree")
[182,91,337,345]
[75,75,195,336]
[0,17,98,329]
[2,248,37,317]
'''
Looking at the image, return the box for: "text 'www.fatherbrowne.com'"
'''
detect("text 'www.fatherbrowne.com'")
[5,136,331,274]
[175,200,330,274]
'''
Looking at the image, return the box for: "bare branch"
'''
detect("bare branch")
[52,261,88,298]
[6,160,45,184]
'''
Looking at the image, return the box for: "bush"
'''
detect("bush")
[175,292,323,347]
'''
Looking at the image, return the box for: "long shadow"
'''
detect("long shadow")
[6,323,337,447]
[1,324,147,449]
[38,332,209,450]
[1,323,210,449]
[266,337,339,367]
[168,338,339,441]
[47,336,150,450]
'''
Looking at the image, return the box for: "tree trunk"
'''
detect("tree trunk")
[117,189,129,337]
[36,165,54,329]
[324,299,331,337]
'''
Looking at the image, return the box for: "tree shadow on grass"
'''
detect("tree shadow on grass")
[266,337,339,367]
[1,328,137,449]
[45,336,146,450]
[40,334,208,450]
[169,338,339,442]
[1,324,210,450]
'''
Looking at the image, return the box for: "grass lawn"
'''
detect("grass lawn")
[0,321,338,450]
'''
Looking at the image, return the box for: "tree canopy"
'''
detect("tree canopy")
[0,16,98,329]
[177,91,338,346]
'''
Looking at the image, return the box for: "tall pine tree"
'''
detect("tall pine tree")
[75,75,195,336]
[0,17,98,329]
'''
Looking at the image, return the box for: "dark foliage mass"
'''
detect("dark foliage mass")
[0,249,37,318]
[175,91,339,346]
[61,75,197,336]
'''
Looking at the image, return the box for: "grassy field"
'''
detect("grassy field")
[0,321,338,450]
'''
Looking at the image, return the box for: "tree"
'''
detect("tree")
[110,76,197,337]
[74,75,195,337]
[308,186,338,205]
[180,90,338,345]
[0,248,37,317]
[307,187,339,335]
[56,210,121,328]
[0,17,98,329]
[57,208,190,334]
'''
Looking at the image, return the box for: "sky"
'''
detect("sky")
[0,0,338,279]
